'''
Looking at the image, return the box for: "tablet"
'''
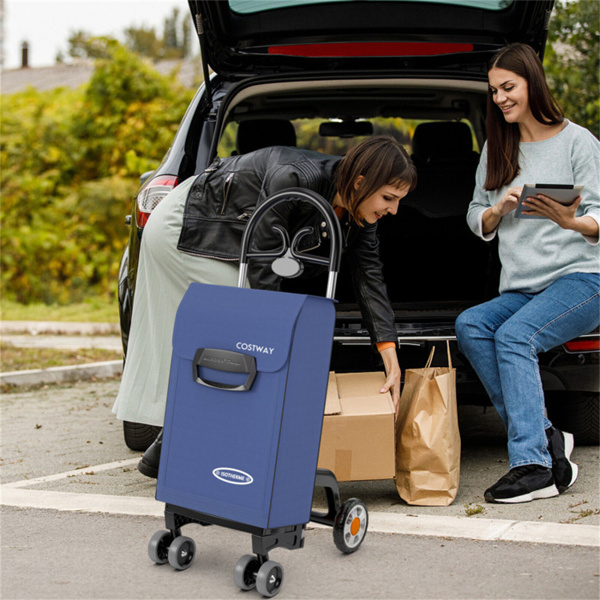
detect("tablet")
[515,184,584,219]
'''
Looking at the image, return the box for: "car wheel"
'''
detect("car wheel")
[123,421,162,451]
[546,392,599,446]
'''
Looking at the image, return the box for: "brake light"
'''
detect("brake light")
[563,339,600,353]
[268,42,473,58]
[136,175,178,228]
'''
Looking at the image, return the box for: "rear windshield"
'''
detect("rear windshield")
[229,0,513,14]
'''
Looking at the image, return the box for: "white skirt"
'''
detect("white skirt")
[112,177,240,426]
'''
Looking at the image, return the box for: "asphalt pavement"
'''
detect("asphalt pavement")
[1,325,599,599]
[3,505,598,600]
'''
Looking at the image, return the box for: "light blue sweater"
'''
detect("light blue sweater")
[467,120,600,294]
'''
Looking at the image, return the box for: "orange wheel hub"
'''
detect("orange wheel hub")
[350,517,361,536]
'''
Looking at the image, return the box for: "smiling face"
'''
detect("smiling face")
[488,67,533,126]
[355,180,411,224]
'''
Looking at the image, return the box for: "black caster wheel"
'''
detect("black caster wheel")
[167,536,196,571]
[333,498,368,554]
[255,560,284,598]
[233,554,260,591]
[148,530,173,564]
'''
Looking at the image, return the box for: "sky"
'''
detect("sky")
[2,0,192,70]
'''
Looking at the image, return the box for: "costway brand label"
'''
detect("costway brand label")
[212,467,254,485]
[236,342,274,355]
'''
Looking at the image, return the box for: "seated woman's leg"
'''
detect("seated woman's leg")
[494,272,600,470]
[482,272,599,502]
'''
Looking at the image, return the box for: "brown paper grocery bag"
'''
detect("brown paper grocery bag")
[395,342,460,506]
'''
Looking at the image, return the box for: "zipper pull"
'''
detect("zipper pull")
[220,173,235,215]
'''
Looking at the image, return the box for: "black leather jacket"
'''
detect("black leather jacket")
[177,146,396,345]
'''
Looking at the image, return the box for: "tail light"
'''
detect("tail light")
[135,175,178,228]
[563,338,600,353]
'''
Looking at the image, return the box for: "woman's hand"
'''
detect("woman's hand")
[522,194,599,237]
[482,186,522,234]
[379,346,401,417]
[493,186,523,218]
[521,193,580,225]
[521,193,579,226]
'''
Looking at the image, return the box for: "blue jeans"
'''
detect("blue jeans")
[455,272,600,469]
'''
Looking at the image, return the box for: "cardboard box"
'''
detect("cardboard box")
[317,372,395,481]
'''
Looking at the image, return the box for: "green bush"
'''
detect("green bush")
[1,42,194,304]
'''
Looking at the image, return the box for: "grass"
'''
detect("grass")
[464,503,485,516]
[1,298,119,323]
[1,341,122,372]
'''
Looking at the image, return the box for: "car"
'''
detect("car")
[118,0,598,451]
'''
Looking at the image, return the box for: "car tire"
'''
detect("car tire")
[123,421,162,451]
[546,392,599,446]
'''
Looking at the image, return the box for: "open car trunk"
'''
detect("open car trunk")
[219,76,497,361]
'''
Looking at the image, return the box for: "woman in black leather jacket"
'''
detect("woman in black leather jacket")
[113,136,416,478]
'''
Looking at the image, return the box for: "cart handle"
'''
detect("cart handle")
[237,188,343,299]
[193,348,256,392]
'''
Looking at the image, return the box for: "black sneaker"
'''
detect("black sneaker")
[484,465,559,504]
[546,426,578,493]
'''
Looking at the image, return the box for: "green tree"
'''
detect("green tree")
[163,8,180,54]
[545,0,600,137]
[67,30,116,59]
[124,26,161,58]
[162,7,190,59]
[65,7,191,63]
[182,17,192,58]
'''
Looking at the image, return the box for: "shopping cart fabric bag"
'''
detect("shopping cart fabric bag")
[156,283,335,529]
[148,190,370,597]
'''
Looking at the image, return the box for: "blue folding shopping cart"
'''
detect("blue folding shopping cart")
[147,189,368,598]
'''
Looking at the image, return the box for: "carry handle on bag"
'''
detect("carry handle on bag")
[193,348,257,392]
[422,341,453,371]
[237,187,343,299]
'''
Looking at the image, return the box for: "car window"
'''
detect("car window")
[217,118,479,158]
[229,0,514,15]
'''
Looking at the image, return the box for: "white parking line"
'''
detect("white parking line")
[1,487,162,516]
[3,458,140,489]
[2,459,598,548]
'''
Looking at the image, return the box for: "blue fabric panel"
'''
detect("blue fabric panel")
[156,283,335,529]
[267,295,335,528]
[157,358,287,526]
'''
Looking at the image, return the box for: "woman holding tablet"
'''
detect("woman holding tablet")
[456,43,600,504]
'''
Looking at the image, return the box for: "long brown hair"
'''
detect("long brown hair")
[485,43,564,191]
[334,136,417,222]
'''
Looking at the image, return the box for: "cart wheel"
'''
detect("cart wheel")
[167,536,196,571]
[148,530,173,564]
[333,498,368,554]
[255,560,284,598]
[233,554,259,591]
